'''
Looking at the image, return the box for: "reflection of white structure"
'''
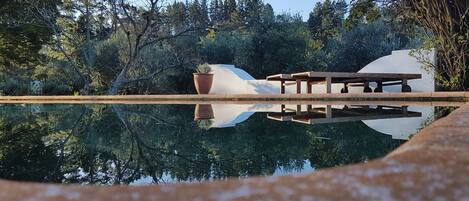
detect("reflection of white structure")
[363,106,433,140]
[208,50,436,139]
[210,50,435,94]
[209,104,433,140]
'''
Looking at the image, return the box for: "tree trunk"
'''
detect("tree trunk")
[83,81,91,95]
[108,70,127,95]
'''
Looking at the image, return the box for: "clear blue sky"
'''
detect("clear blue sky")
[264,0,322,20]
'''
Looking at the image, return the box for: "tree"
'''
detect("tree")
[106,0,201,95]
[224,0,237,21]
[188,0,208,29]
[307,0,347,45]
[32,0,111,94]
[201,0,210,25]
[167,1,187,32]
[344,0,381,29]
[0,0,58,79]
[399,0,468,90]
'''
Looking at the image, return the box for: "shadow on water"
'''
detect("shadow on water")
[0,104,455,185]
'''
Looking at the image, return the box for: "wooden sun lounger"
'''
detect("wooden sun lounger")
[266,71,422,94]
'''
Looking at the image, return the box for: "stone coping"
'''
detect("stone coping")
[0,105,468,200]
[0,92,468,103]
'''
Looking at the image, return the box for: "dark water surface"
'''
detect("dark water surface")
[0,104,454,185]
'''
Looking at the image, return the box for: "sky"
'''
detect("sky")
[264,0,321,20]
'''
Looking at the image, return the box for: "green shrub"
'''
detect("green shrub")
[42,80,72,95]
[0,78,28,96]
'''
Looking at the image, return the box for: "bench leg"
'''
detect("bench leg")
[307,81,312,94]
[326,105,332,118]
[341,83,349,93]
[326,77,332,94]
[374,82,383,93]
[402,106,408,114]
[280,81,285,94]
[296,79,302,94]
[401,79,411,93]
[363,82,372,93]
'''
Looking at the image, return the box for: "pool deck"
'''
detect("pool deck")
[0,94,468,200]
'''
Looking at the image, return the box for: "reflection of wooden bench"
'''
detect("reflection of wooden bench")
[267,105,422,125]
[266,71,422,94]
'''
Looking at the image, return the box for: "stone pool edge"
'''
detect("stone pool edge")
[0,104,468,200]
[0,92,469,102]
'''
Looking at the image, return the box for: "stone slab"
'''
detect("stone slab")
[0,92,467,103]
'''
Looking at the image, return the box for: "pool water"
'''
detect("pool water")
[0,104,454,185]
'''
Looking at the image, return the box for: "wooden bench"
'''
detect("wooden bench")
[266,71,422,94]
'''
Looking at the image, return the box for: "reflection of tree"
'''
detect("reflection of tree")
[0,104,405,185]
[306,122,403,169]
[0,117,61,182]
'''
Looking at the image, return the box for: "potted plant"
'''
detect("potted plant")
[194,104,214,130]
[193,63,213,94]
[196,119,213,130]
[194,104,214,120]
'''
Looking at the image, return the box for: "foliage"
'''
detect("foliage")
[307,0,347,45]
[196,63,212,74]
[0,0,58,78]
[2,0,461,94]
[0,117,61,182]
[196,119,213,130]
[0,78,28,96]
[42,80,72,95]
[344,0,381,29]
[399,0,468,90]
[323,20,402,72]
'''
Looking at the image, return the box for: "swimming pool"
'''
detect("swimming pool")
[0,103,455,185]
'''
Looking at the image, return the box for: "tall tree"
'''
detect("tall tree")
[344,0,380,29]
[200,0,211,27]
[167,1,188,32]
[224,0,237,20]
[307,0,347,45]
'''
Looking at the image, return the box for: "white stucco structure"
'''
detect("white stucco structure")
[205,50,436,140]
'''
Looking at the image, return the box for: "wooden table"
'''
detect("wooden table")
[267,105,422,125]
[266,71,422,94]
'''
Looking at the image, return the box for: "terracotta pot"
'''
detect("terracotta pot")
[193,73,213,94]
[194,104,214,120]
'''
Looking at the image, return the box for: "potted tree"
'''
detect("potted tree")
[194,104,214,120]
[193,63,213,94]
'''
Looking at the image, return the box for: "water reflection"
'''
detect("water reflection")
[0,104,448,185]
[202,104,431,140]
